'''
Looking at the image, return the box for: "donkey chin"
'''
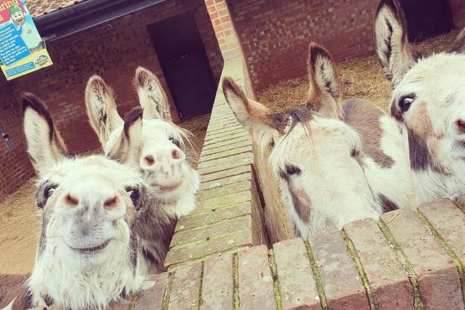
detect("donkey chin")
[146,163,196,196]
[59,225,124,268]
[28,217,143,309]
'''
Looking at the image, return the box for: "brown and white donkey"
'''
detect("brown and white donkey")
[374,0,465,203]
[223,43,415,238]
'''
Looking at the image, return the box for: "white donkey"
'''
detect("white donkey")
[374,0,465,203]
[223,43,415,237]
[85,67,199,274]
[2,93,151,310]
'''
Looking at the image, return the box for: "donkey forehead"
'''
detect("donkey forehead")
[41,155,142,186]
[271,118,356,165]
[396,53,465,102]
[142,119,182,140]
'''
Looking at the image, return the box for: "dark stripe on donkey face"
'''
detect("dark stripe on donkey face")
[407,128,449,175]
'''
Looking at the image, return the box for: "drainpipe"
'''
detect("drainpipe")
[0,122,14,151]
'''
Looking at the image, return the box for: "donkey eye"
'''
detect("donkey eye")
[37,184,58,208]
[269,138,275,150]
[169,137,182,148]
[399,96,415,113]
[46,187,56,199]
[285,165,301,176]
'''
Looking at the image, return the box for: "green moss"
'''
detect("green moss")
[168,246,249,273]
[234,254,241,310]
[341,231,376,310]
[304,240,329,310]
[377,220,424,310]
[415,209,465,307]
[197,262,205,310]
[268,249,283,310]
[128,295,138,310]
[163,273,174,310]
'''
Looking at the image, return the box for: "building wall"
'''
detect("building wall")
[227,0,378,90]
[0,0,223,202]
[0,79,35,201]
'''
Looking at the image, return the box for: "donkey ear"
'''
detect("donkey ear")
[108,107,143,164]
[223,77,287,133]
[451,27,465,53]
[134,67,172,122]
[22,93,67,174]
[374,0,416,87]
[306,43,342,118]
[85,75,123,146]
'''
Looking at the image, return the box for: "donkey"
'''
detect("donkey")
[1,94,151,310]
[223,43,415,237]
[85,67,200,274]
[374,0,465,203]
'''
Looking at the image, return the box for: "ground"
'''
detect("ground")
[0,29,458,275]
[257,30,458,111]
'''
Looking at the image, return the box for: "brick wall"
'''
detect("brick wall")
[164,58,269,270]
[6,0,222,154]
[0,79,35,201]
[87,199,465,310]
[0,0,223,202]
[226,0,378,90]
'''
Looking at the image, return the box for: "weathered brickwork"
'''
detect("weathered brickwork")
[0,80,35,201]
[164,59,268,271]
[227,0,378,90]
[0,0,223,201]
[86,199,465,310]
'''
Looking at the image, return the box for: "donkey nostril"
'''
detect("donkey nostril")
[457,119,465,133]
[144,155,155,166]
[104,196,118,210]
[172,149,181,160]
[65,193,79,207]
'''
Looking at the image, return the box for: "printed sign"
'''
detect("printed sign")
[0,0,52,80]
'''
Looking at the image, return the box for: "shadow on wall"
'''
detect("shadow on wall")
[400,0,454,41]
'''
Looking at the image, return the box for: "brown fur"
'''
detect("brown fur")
[134,67,172,122]
[343,99,394,168]
[0,274,33,310]
[374,0,416,85]
[222,77,288,133]
[108,108,143,163]
[306,43,341,117]
[22,93,68,159]
[378,193,399,212]
[288,183,312,223]
[451,27,465,54]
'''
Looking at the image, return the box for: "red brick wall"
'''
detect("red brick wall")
[0,0,223,202]
[227,0,378,90]
[0,79,35,201]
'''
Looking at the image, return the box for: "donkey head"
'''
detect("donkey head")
[223,44,379,236]
[375,0,465,192]
[85,67,198,207]
[23,94,148,309]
